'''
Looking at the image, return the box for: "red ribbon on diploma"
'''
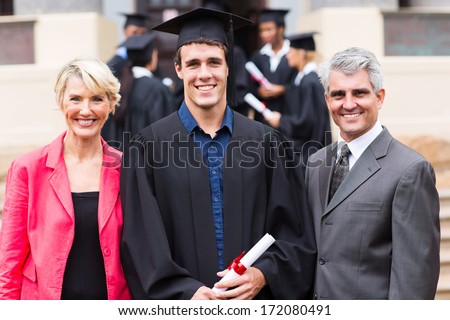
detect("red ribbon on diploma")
[227,251,247,275]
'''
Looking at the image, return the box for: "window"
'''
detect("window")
[0,0,13,15]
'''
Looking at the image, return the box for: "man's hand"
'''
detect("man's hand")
[258,84,285,99]
[213,267,266,300]
[264,111,281,128]
[191,286,221,300]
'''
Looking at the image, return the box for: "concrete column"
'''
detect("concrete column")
[13,0,102,15]
[309,0,398,11]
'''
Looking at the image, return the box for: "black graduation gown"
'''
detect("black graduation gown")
[120,111,317,300]
[101,76,175,150]
[279,71,331,163]
[233,46,251,115]
[107,54,128,79]
[249,50,297,121]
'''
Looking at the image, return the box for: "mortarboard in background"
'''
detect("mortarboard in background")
[259,9,289,27]
[120,32,157,66]
[121,13,150,28]
[152,7,253,107]
[288,32,317,51]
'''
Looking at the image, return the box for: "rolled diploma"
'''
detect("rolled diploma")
[245,61,273,89]
[244,93,273,118]
[212,233,276,292]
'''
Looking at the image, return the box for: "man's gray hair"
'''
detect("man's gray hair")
[318,47,383,95]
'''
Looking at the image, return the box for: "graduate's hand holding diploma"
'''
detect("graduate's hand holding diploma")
[214,267,266,300]
[212,233,276,299]
[244,93,281,128]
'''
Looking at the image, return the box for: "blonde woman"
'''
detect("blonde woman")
[0,58,130,299]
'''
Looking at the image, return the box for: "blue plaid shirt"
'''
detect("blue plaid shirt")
[178,102,233,270]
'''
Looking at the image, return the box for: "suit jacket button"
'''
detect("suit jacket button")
[319,257,326,265]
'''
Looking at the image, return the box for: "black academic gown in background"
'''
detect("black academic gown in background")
[101,76,175,150]
[107,54,128,79]
[249,51,297,121]
[120,111,317,300]
[279,71,331,164]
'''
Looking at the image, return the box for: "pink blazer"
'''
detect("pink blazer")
[0,132,131,299]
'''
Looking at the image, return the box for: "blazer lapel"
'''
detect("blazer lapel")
[48,163,74,221]
[98,143,121,231]
[324,129,391,216]
[47,132,74,221]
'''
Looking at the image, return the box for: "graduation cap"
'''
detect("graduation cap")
[121,13,150,28]
[153,8,252,49]
[153,7,253,107]
[120,32,157,66]
[203,0,231,12]
[288,32,317,51]
[259,9,289,27]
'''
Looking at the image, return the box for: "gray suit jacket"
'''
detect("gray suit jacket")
[305,128,440,299]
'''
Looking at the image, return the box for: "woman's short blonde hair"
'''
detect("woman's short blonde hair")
[54,58,121,113]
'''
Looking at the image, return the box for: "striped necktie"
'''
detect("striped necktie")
[329,144,351,201]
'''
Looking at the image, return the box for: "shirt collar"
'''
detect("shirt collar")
[132,66,153,79]
[303,61,318,75]
[260,39,291,57]
[294,62,319,86]
[337,121,383,169]
[260,40,291,72]
[178,102,233,135]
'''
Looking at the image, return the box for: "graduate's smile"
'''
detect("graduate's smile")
[177,43,228,110]
[196,84,216,92]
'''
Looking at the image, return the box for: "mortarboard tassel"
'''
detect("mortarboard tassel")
[227,14,237,107]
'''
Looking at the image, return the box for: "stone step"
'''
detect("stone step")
[439,189,450,207]
[440,247,450,270]
[436,272,450,300]
[441,228,450,246]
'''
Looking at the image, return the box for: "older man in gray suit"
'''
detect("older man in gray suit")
[306,47,440,299]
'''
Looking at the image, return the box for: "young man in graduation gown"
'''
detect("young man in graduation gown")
[264,32,331,167]
[120,8,316,300]
[249,9,297,123]
[102,33,176,150]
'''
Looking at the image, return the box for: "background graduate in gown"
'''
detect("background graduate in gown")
[248,9,297,124]
[102,33,176,150]
[264,32,331,167]
[107,13,150,79]
[120,7,317,300]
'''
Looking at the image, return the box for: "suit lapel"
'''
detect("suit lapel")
[320,144,337,208]
[324,151,380,215]
[324,129,391,216]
